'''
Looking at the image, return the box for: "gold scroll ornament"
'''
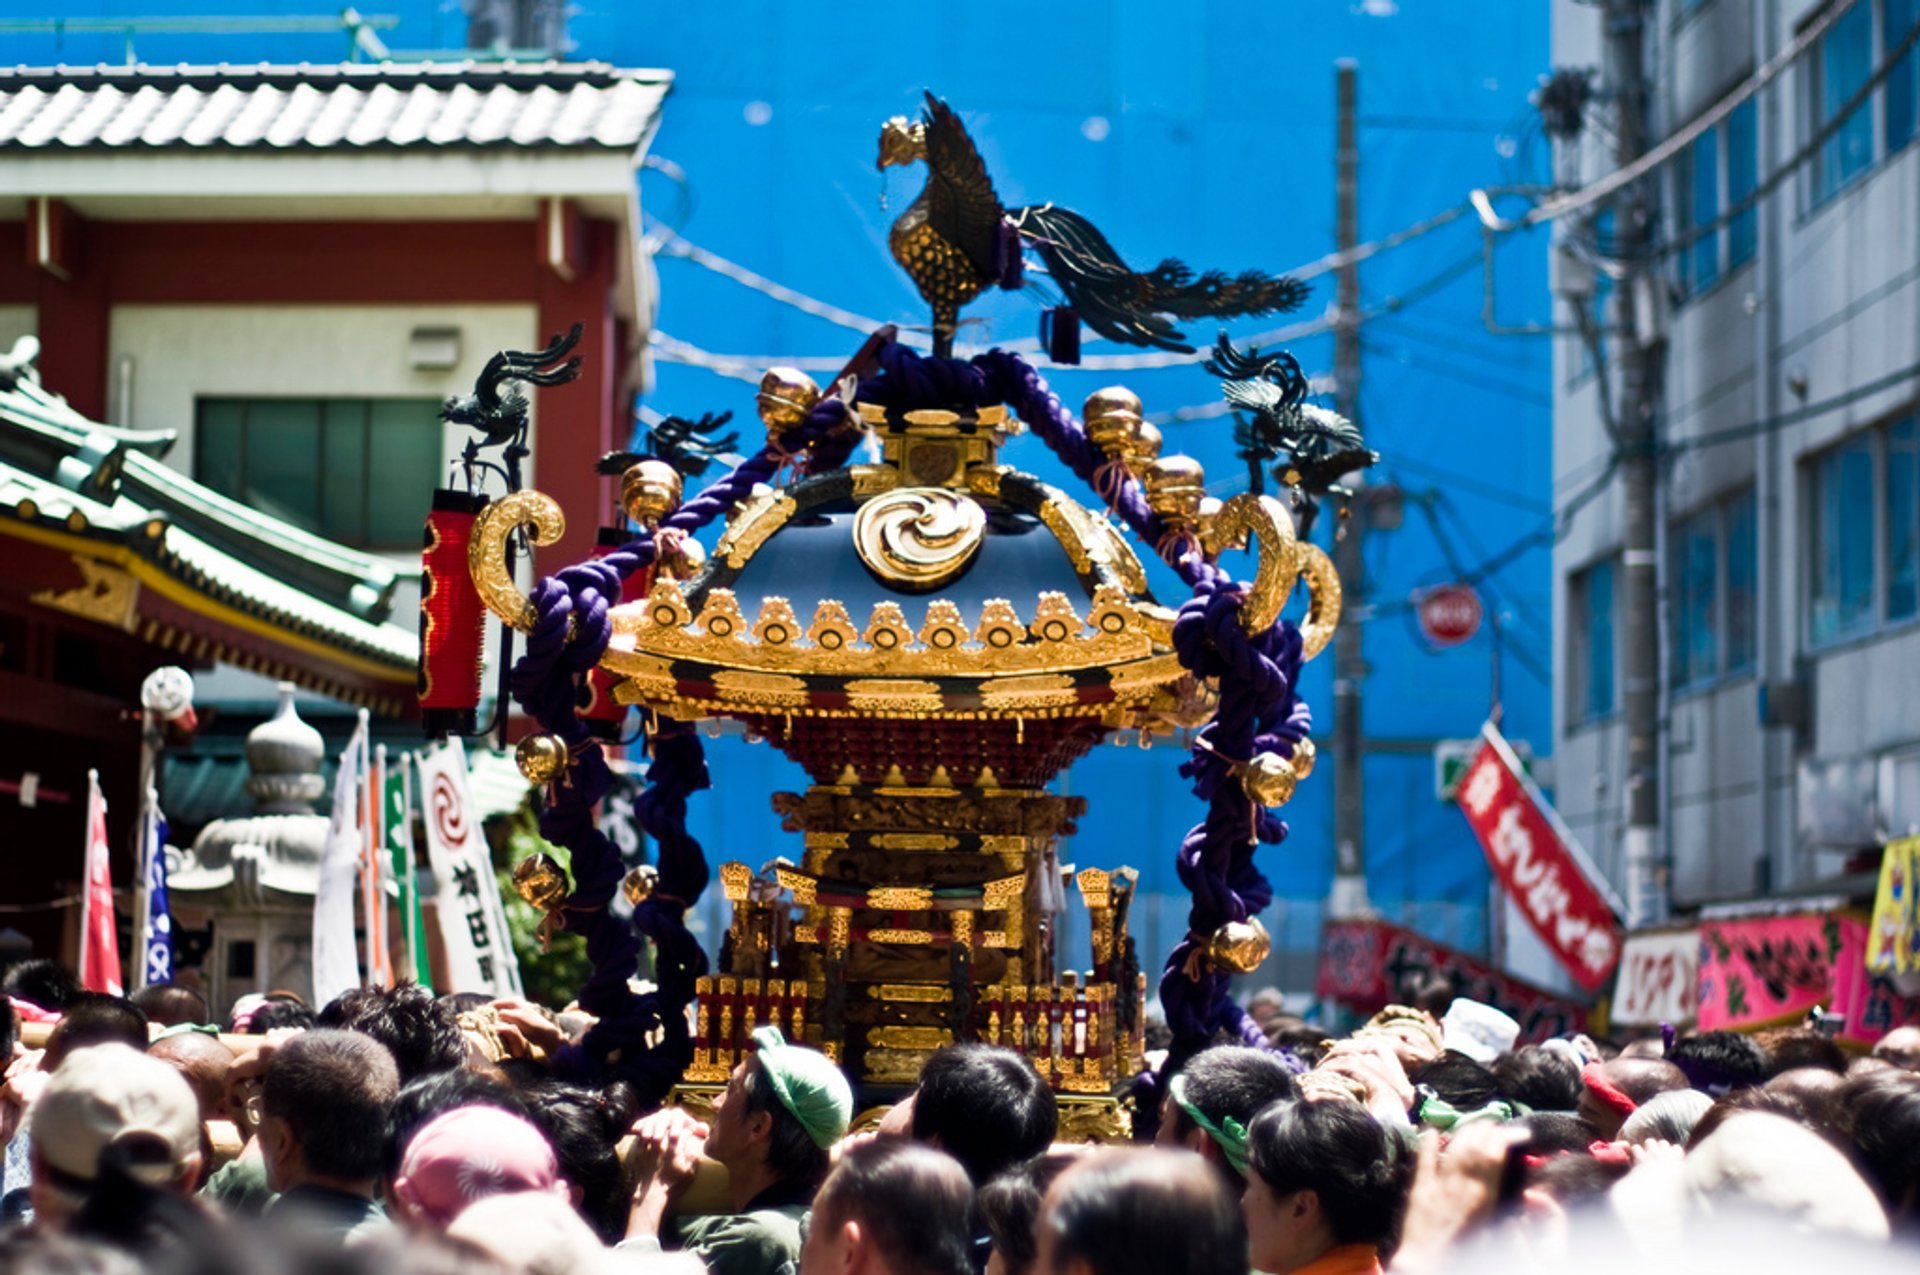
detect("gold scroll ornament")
[470,490,567,632]
[853,487,987,589]
[1207,492,1341,657]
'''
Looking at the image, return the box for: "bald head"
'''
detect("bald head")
[1871,1025,1920,1071]
[1580,1057,1688,1140]
[148,1032,233,1122]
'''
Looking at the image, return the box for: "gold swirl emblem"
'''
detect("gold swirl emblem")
[853,487,987,589]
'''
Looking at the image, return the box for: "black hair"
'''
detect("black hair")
[63,1138,222,1267]
[1525,1152,1629,1205]
[978,1151,1083,1275]
[384,1069,530,1181]
[1755,1027,1849,1077]
[1247,1100,1406,1250]
[3,958,81,1012]
[1489,1045,1582,1111]
[739,1056,833,1194]
[1404,974,1455,1020]
[130,983,208,1030]
[1169,1046,1301,1147]
[1834,1070,1920,1221]
[1667,1029,1769,1093]
[814,1140,975,1275]
[1686,1086,1832,1149]
[1265,1022,1329,1068]
[262,1029,400,1183]
[1409,1051,1501,1110]
[516,1079,642,1242]
[1042,1149,1246,1275]
[436,991,493,1016]
[912,1044,1058,1185]
[0,995,15,1062]
[244,999,316,1034]
[1515,1111,1599,1155]
[46,994,149,1066]
[316,983,466,1083]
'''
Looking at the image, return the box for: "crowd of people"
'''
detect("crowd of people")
[1,956,1917,1275]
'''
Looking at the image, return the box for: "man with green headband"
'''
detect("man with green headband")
[625,1026,854,1275]
[1156,1045,1300,1193]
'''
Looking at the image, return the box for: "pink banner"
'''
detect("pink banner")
[1696,912,1845,1031]
[1833,914,1920,1044]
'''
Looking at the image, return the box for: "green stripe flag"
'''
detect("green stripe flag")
[386,759,432,990]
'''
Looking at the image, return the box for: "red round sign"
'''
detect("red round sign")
[1417,584,1483,647]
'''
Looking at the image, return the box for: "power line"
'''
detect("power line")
[1666,356,1920,456]
[1359,337,1554,407]
[1383,456,1553,516]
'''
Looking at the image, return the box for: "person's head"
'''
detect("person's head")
[1833,1069,1920,1221]
[978,1151,1086,1275]
[1438,999,1519,1063]
[1037,1148,1245,1275]
[1617,1087,1713,1146]
[1489,1045,1582,1112]
[446,1190,642,1275]
[903,1044,1056,1186]
[1353,1006,1443,1069]
[3,957,81,1012]
[27,1044,203,1227]
[1409,1051,1502,1110]
[1404,974,1456,1021]
[392,1106,565,1229]
[130,983,207,1030]
[1755,1026,1848,1077]
[517,1080,641,1242]
[1155,1046,1299,1187]
[386,1068,529,1185]
[1763,1065,1848,1116]
[1682,1112,1889,1240]
[437,992,493,1016]
[316,984,465,1083]
[1871,1024,1920,1071]
[707,1027,851,1194]
[1243,1098,1404,1274]
[801,1140,974,1275]
[1686,1085,1834,1149]
[258,1028,401,1193]
[1513,1110,1600,1156]
[1577,1057,1687,1140]
[146,1031,233,1124]
[1667,1029,1770,1095]
[44,994,148,1068]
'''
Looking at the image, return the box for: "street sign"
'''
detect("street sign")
[1436,736,1533,802]
[1416,583,1482,647]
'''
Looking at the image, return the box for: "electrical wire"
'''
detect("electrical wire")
[1665,356,1920,456]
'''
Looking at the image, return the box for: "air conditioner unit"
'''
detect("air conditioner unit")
[1877,747,1920,840]
[1796,755,1879,850]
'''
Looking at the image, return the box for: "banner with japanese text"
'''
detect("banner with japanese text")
[1456,722,1624,992]
[414,738,521,997]
[1316,917,1588,1043]
[1867,836,1920,979]
[1611,927,1700,1027]
[1696,911,1844,1031]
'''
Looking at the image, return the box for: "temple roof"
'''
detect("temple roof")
[0,62,672,152]
[0,350,418,715]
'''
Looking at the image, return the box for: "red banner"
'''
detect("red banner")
[1315,917,1587,1043]
[1457,724,1623,992]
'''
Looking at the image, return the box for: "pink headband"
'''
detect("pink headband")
[394,1106,561,1227]
[1580,1064,1638,1119]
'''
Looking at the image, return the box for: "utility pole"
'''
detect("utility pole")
[1601,0,1666,926]
[1329,59,1371,920]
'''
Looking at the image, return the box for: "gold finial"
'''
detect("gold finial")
[1084,387,1143,456]
[1120,420,1163,470]
[1240,751,1300,808]
[511,852,571,911]
[622,864,659,908]
[1207,917,1271,973]
[621,460,683,529]
[757,366,822,433]
[1143,455,1208,531]
[515,733,570,785]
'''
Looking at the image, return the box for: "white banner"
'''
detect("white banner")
[1612,927,1700,1027]
[313,713,369,1009]
[414,738,521,997]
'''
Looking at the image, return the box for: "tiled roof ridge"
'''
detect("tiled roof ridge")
[0,62,674,88]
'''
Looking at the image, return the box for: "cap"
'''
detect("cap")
[750,1026,853,1148]
[394,1106,563,1227]
[29,1043,202,1192]
[1440,998,1521,1063]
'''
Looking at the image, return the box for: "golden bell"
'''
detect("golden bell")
[1208,917,1271,973]
[1084,387,1144,458]
[1120,420,1164,470]
[656,535,708,582]
[1241,751,1299,808]
[1143,455,1208,530]
[622,864,659,908]
[511,852,571,911]
[621,460,683,529]
[1289,737,1317,781]
[515,733,570,785]
[758,366,822,433]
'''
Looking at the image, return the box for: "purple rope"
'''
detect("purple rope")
[509,392,856,1103]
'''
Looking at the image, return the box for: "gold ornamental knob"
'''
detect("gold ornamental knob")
[1241,752,1299,808]
[1289,738,1317,780]
[621,460,683,529]
[515,733,570,785]
[656,535,708,582]
[1084,387,1144,457]
[1143,455,1208,530]
[511,852,571,911]
[1207,917,1271,974]
[622,864,659,908]
[757,366,822,433]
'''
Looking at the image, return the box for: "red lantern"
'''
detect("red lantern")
[419,489,490,737]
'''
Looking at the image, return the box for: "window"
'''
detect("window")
[1670,490,1758,689]
[1809,430,1885,644]
[1890,0,1919,152]
[1817,0,1875,201]
[1675,99,1758,298]
[1570,558,1618,723]
[1889,417,1919,619]
[194,398,442,551]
